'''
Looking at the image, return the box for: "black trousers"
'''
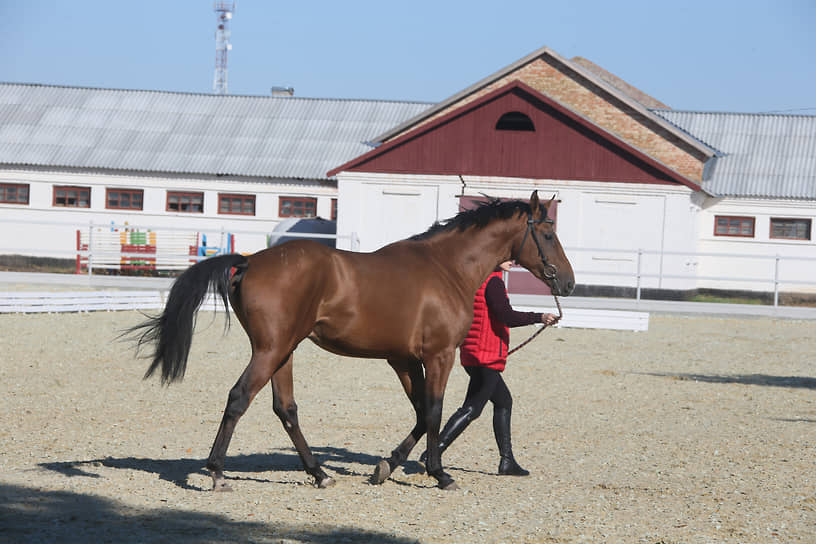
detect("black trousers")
[461,365,513,418]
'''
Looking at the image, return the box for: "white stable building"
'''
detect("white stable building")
[0,83,429,268]
[329,47,815,298]
[1,46,814,297]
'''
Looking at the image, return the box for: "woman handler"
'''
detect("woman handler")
[421,260,558,475]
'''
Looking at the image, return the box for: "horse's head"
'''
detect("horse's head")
[513,191,575,296]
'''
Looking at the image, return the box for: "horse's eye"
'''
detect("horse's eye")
[544,233,553,241]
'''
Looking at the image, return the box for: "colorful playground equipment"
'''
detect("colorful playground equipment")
[76,226,234,274]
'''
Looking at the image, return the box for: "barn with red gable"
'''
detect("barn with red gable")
[329,46,814,299]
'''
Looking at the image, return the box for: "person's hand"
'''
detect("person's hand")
[541,313,558,326]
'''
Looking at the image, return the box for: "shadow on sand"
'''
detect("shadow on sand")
[40,446,394,491]
[0,482,419,544]
[637,372,816,390]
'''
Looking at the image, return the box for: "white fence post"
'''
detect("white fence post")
[87,221,94,277]
[774,254,781,307]
[636,248,643,302]
[658,247,664,289]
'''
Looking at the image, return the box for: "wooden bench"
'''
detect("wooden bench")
[514,305,649,331]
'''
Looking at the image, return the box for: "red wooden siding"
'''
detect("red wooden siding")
[332,82,694,189]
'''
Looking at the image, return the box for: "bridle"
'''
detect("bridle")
[515,211,560,292]
[508,209,564,356]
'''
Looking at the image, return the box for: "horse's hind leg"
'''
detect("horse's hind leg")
[206,349,282,491]
[371,358,427,485]
[270,353,335,488]
[421,350,458,490]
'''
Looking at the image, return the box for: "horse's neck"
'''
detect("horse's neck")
[427,218,520,293]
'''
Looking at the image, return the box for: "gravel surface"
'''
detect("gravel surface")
[0,311,813,543]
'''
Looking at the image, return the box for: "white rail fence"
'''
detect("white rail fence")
[0,288,649,332]
[1,219,814,316]
[0,290,227,314]
[560,246,816,307]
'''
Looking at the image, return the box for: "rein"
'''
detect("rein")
[507,294,562,356]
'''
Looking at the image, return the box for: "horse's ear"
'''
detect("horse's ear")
[530,190,540,214]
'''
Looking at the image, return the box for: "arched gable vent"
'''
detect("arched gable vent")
[495,111,535,132]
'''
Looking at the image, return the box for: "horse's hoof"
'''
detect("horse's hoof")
[416,453,427,474]
[440,480,459,491]
[370,459,391,485]
[212,480,233,492]
[317,476,336,489]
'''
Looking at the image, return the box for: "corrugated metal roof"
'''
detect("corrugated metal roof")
[4,83,813,202]
[653,109,816,200]
[0,83,431,180]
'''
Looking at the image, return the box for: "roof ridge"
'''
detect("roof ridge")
[570,56,671,110]
[0,81,433,106]
[653,108,816,119]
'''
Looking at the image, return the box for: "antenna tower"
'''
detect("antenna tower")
[213,1,235,94]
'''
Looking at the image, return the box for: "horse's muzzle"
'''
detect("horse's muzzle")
[550,277,575,297]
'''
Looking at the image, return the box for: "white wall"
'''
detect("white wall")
[338,171,816,295]
[0,167,337,260]
[696,196,816,292]
[337,173,460,252]
[336,172,701,290]
[10,163,812,294]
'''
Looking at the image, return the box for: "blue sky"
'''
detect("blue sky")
[2,0,814,114]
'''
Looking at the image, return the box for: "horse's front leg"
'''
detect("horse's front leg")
[371,358,427,484]
[271,353,335,488]
[422,350,458,490]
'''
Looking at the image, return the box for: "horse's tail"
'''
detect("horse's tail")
[129,253,248,384]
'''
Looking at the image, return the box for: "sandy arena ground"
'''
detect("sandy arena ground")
[0,310,813,543]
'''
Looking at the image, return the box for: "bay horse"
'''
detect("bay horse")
[129,190,574,491]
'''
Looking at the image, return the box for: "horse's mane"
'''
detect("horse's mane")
[410,198,531,241]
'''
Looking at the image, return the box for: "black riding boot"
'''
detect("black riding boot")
[494,407,530,476]
[419,405,475,467]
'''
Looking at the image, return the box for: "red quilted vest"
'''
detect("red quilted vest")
[460,271,510,372]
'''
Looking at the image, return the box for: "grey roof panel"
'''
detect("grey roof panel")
[5,82,812,200]
[653,110,816,200]
[0,83,431,180]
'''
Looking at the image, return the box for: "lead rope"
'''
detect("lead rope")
[507,294,562,356]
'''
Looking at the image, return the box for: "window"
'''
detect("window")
[219,193,256,215]
[106,188,143,210]
[54,186,90,208]
[331,198,337,221]
[279,196,317,218]
[0,183,29,204]
[714,216,755,237]
[167,191,203,213]
[495,111,535,132]
[770,218,811,240]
